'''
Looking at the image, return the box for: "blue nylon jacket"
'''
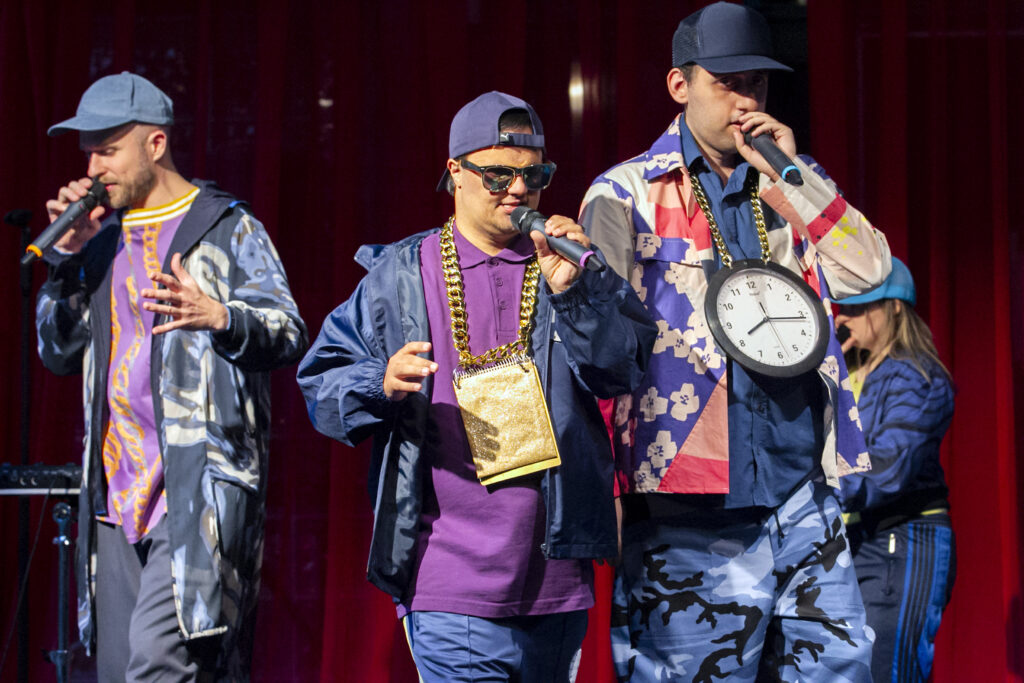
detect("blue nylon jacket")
[297,228,657,600]
[839,356,954,512]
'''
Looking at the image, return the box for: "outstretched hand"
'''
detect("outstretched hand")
[141,252,230,335]
[383,341,438,401]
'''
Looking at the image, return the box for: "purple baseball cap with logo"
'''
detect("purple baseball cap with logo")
[48,71,174,137]
[672,1,792,74]
[437,91,546,191]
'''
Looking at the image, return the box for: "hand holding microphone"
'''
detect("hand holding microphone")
[24,178,109,266]
[511,207,605,295]
[737,115,802,185]
[510,207,605,273]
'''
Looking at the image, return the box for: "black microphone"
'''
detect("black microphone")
[21,180,108,266]
[744,132,802,185]
[4,209,33,228]
[510,207,605,273]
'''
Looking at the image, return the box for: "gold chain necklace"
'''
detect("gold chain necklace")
[439,215,540,368]
[689,168,771,268]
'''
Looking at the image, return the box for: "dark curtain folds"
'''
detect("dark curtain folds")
[808,2,1024,680]
[0,2,1019,681]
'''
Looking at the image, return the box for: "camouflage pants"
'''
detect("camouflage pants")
[612,479,874,682]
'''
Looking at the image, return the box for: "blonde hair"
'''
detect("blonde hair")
[846,300,951,383]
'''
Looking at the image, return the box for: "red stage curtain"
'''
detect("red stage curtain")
[808,1,1024,680]
[0,2,1020,681]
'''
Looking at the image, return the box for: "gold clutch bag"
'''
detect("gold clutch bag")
[452,354,561,486]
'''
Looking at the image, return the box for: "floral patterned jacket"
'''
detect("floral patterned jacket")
[36,180,307,676]
[580,115,890,496]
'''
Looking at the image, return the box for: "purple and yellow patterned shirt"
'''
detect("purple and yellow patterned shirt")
[99,188,198,542]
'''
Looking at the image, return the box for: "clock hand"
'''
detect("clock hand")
[764,316,790,359]
[753,302,790,358]
[748,301,773,336]
[765,315,808,322]
[747,317,769,335]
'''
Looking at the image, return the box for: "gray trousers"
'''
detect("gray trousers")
[95,517,217,682]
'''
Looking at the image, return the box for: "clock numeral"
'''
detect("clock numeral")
[739,340,746,347]
[777,351,784,359]
[730,288,741,296]
[801,329,807,336]
[792,344,799,352]
[725,321,733,330]
[785,293,791,301]
[723,303,734,310]
[745,280,757,289]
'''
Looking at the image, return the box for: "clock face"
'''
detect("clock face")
[705,260,829,378]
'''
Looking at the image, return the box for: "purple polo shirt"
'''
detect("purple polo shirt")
[400,223,593,618]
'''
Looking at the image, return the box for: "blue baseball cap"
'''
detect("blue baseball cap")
[672,2,792,74]
[48,71,174,137]
[837,257,917,306]
[437,91,546,191]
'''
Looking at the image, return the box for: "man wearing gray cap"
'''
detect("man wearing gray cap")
[297,91,655,681]
[580,3,891,681]
[36,71,308,681]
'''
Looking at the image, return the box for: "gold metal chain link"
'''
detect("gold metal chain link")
[440,215,540,368]
[689,168,770,269]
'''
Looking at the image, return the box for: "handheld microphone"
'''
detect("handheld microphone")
[21,180,108,267]
[743,132,803,186]
[510,207,605,273]
[4,209,33,229]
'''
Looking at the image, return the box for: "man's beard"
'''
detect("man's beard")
[109,163,157,209]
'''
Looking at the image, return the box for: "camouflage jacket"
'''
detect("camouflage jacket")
[35,180,307,674]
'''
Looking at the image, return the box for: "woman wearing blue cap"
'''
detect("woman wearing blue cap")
[834,257,956,683]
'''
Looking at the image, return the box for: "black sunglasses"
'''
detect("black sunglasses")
[460,159,557,192]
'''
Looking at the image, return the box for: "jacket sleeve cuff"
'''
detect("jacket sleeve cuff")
[548,271,595,314]
[211,302,243,351]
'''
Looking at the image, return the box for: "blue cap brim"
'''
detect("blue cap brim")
[693,54,792,73]
[47,114,136,137]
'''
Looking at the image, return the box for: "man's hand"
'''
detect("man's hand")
[383,341,438,401]
[528,214,590,295]
[141,252,230,335]
[45,177,106,253]
[734,113,797,183]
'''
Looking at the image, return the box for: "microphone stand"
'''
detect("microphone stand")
[49,502,73,683]
[6,209,33,683]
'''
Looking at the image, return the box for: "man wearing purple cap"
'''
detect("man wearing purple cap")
[298,91,655,681]
[581,3,891,681]
[36,72,307,680]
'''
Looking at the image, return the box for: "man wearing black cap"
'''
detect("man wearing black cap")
[581,3,891,681]
[298,91,655,681]
[36,72,308,680]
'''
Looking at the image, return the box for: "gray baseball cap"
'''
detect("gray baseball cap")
[48,71,174,137]
[437,91,545,191]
